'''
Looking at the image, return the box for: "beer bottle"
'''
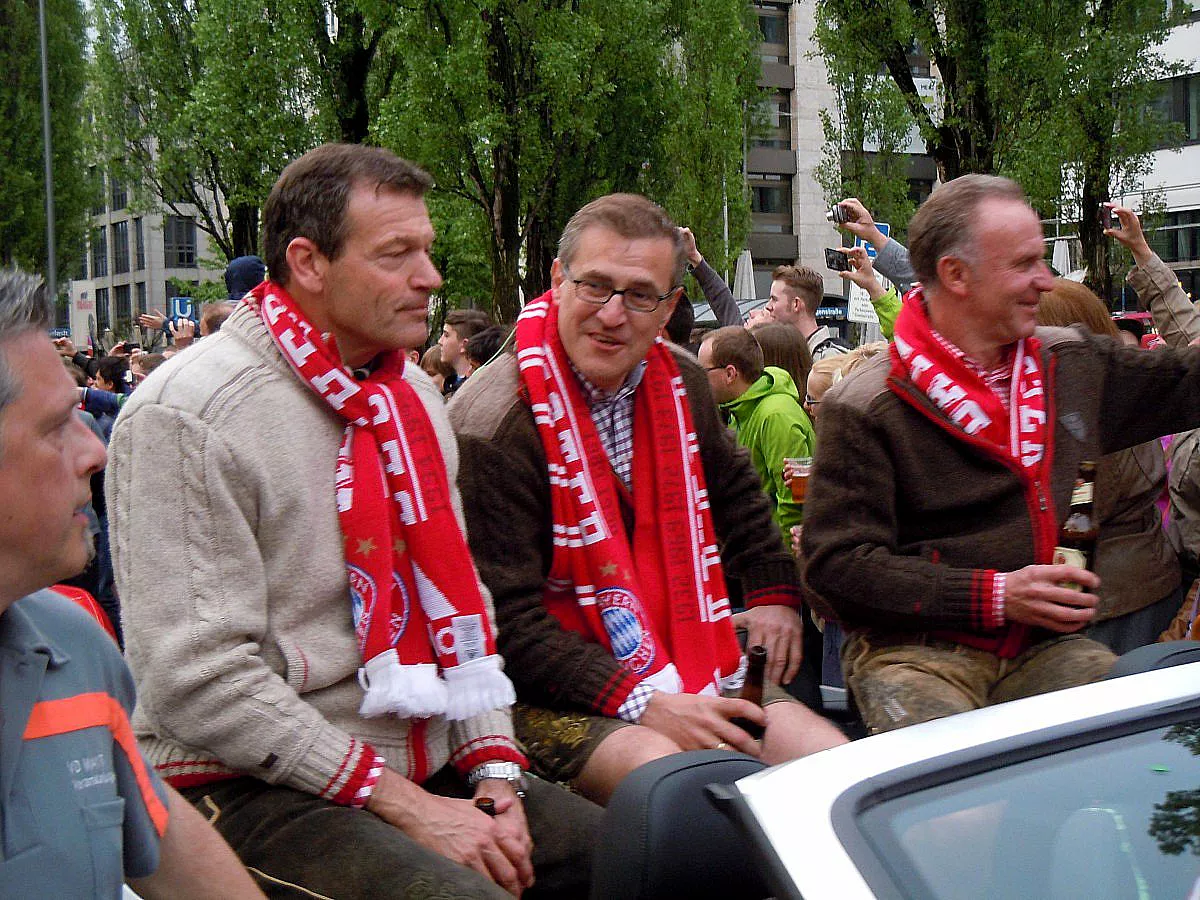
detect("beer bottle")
[1053,461,1098,591]
[730,645,768,740]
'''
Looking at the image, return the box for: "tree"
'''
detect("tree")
[90,0,331,260]
[1004,0,1185,300]
[812,22,920,243]
[816,0,1184,301]
[374,0,759,322]
[0,0,90,287]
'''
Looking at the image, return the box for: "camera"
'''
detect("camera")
[1099,203,1120,231]
[826,204,850,225]
[824,248,851,272]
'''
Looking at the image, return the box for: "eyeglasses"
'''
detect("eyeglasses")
[804,394,820,407]
[563,264,678,314]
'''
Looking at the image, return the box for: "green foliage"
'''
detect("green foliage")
[89,0,333,260]
[815,0,1186,300]
[0,0,90,287]
[167,276,227,304]
[373,0,757,320]
[812,16,919,244]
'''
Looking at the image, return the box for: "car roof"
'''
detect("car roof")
[732,661,1200,899]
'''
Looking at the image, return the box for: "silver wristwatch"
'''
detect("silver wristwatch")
[468,761,529,799]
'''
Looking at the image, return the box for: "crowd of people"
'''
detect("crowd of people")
[3,141,1200,897]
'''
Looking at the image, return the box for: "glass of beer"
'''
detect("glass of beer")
[784,456,813,503]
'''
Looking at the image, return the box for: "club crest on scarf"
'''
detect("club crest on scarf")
[598,588,657,675]
[515,290,745,697]
[246,281,515,722]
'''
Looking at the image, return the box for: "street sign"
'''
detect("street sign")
[855,222,890,260]
[168,296,200,325]
[847,275,894,325]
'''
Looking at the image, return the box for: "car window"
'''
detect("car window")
[858,717,1200,900]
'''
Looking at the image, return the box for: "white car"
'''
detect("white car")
[728,659,1200,899]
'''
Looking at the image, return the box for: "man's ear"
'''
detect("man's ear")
[936,254,971,298]
[284,237,327,297]
[550,258,566,301]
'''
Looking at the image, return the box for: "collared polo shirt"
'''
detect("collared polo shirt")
[0,590,168,897]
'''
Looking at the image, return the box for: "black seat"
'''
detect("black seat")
[589,750,770,900]
[1105,640,1200,679]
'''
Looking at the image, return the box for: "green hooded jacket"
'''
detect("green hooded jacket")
[720,366,816,542]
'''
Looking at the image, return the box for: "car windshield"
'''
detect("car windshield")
[857,716,1200,900]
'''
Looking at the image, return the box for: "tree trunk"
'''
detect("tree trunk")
[1080,0,1115,304]
[486,1,523,322]
[231,204,258,258]
[328,3,374,143]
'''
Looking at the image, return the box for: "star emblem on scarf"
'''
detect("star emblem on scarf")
[600,561,618,577]
[393,539,407,555]
[356,537,377,558]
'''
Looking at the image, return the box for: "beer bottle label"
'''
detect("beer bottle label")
[1053,546,1086,591]
[1070,482,1093,505]
[1053,546,1086,568]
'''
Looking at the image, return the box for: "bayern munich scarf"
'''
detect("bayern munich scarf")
[891,287,1056,550]
[246,281,515,721]
[515,290,744,697]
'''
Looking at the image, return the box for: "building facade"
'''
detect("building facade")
[1123,14,1200,302]
[66,166,224,348]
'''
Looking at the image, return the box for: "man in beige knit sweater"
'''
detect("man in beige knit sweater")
[109,144,597,899]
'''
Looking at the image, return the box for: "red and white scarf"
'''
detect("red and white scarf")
[246,281,514,721]
[891,287,1055,544]
[515,290,744,697]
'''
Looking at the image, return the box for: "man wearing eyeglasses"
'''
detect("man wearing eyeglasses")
[449,194,846,805]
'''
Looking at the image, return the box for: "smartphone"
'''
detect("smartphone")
[1099,203,1120,230]
[824,248,851,272]
[825,204,850,225]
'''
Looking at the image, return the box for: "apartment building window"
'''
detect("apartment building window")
[89,167,106,216]
[74,235,88,280]
[96,287,110,333]
[110,171,127,211]
[1151,73,1200,145]
[134,217,145,270]
[750,176,792,215]
[115,284,132,332]
[752,93,792,150]
[755,4,789,63]
[91,227,108,278]
[112,220,130,274]
[136,282,147,316]
[1148,209,1200,263]
[164,215,197,268]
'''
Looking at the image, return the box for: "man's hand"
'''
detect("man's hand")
[366,768,528,896]
[53,336,77,358]
[139,308,166,330]
[745,306,773,328]
[838,246,887,300]
[1104,204,1155,267]
[639,691,766,756]
[170,317,196,349]
[834,198,890,250]
[1004,564,1101,633]
[473,779,535,896]
[732,605,803,685]
[678,227,703,267]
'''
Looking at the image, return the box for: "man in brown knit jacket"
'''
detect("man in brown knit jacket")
[802,175,1200,734]
[450,194,845,805]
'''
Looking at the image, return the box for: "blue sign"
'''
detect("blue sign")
[855,222,890,260]
[168,296,201,325]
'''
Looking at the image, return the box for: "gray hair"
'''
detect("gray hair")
[558,193,687,287]
[0,269,53,419]
[908,175,1029,286]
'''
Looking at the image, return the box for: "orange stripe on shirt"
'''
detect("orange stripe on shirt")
[23,692,169,837]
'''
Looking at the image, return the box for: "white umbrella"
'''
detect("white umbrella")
[1051,239,1071,276]
[733,248,755,301]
